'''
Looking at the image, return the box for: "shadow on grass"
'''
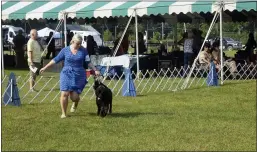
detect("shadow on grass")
[222,80,255,86]
[85,112,175,118]
[177,80,255,92]
[136,95,147,97]
[42,88,60,92]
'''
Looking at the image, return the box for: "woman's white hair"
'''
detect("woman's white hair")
[71,34,83,44]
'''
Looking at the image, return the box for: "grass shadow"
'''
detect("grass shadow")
[42,88,60,92]
[222,80,255,86]
[136,95,147,97]
[86,112,175,118]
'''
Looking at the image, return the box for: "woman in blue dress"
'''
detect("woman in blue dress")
[40,34,100,118]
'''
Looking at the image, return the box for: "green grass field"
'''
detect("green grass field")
[1,69,256,151]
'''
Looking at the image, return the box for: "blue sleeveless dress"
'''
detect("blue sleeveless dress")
[53,46,90,94]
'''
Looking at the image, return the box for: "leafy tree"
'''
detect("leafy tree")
[103,30,113,41]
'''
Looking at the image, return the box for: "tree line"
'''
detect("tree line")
[102,22,254,45]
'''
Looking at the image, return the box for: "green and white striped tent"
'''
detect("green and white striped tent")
[2,0,257,20]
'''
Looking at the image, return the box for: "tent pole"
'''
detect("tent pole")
[162,22,164,39]
[111,11,134,57]
[41,19,63,57]
[146,20,148,51]
[1,0,4,77]
[2,42,4,77]
[135,9,140,78]
[181,8,220,89]
[220,1,224,85]
[64,12,67,47]
[102,11,134,82]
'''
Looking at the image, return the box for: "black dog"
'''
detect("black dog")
[93,79,112,117]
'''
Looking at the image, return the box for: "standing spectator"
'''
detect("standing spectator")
[192,29,203,57]
[133,32,147,55]
[122,34,129,54]
[13,30,26,68]
[46,32,55,59]
[178,32,188,45]
[87,35,98,56]
[40,34,100,118]
[27,29,43,92]
[82,36,87,48]
[69,32,74,45]
[244,32,257,63]
[183,31,194,75]
[66,30,71,45]
[113,36,124,56]
[158,41,167,57]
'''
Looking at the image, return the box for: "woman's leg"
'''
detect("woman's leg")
[60,91,70,118]
[70,91,80,112]
[188,53,194,66]
[183,53,188,76]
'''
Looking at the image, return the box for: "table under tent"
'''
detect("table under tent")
[2,0,257,87]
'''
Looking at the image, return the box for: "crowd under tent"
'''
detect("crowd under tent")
[2,0,257,84]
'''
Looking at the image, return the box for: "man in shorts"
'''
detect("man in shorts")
[27,29,43,92]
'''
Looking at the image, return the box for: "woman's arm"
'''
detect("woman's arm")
[88,62,100,76]
[83,47,100,75]
[88,62,97,71]
[40,48,65,73]
[44,60,56,69]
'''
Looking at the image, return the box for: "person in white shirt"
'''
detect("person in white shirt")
[183,31,194,75]
[27,29,43,92]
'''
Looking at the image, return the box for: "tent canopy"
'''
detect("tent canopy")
[2,1,257,20]
[36,27,61,38]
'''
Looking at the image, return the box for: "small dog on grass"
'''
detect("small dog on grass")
[93,78,112,117]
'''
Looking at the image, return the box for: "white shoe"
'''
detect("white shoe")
[30,88,38,92]
[70,106,76,113]
[61,114,67,118]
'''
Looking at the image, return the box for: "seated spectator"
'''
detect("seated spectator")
[211,41,220,65]
[212,41,238,77]
[198,42,212,69]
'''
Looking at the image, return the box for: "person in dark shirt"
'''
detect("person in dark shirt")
[13,30,26,68]
[158,41,167,57]
[69,32,74,45]
[113,36,124,56]
[122,34,129,54]
[192,29,203,57]
[46,32,56,59]
[244,32,257,63]
[86,35,98,56]
[133,32,147,55]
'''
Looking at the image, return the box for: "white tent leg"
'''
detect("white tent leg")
[1,0,4,78]
[64,12,67,47]
[40,19,63,57]
[102,11,135,82]
[220,2,224,85]
[1,42,4,77]
[146,20,148,50]
[135,9,140,78]
[181,8,220,89]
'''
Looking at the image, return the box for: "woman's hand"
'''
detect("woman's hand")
[39,67,46,74]
[95,70,100,76]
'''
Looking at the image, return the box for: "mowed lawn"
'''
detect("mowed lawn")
[1,69,256,151]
